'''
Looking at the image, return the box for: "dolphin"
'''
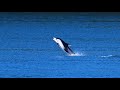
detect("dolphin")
[53,37,75,55]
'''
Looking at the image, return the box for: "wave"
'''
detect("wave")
[101,55,120,58]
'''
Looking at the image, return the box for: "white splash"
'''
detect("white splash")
[68,52,86,56]
[101,55,113,58]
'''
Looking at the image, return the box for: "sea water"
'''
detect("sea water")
[0,12,120,78]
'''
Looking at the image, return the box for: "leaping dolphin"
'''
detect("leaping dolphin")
[53,37,75,55]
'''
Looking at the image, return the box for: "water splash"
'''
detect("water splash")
[68,52,85,56]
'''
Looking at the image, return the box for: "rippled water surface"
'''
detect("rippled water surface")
[0,12,120,78]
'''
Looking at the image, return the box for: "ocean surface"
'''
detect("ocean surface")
[0,12,120,78]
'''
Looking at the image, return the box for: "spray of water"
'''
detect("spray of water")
[68,52,86,56]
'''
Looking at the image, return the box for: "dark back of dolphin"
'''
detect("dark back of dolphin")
[57,38,75,55]
[56,38,68,46]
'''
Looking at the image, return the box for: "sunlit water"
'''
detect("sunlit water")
[0,12,120,78]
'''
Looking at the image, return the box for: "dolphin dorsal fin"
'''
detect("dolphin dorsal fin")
[65,43,71,47]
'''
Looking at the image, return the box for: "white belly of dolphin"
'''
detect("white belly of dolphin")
[57,39,64,50]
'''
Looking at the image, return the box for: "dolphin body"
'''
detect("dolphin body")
[53,37,75,55]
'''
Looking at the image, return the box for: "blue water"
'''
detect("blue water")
[0,12,120,78]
